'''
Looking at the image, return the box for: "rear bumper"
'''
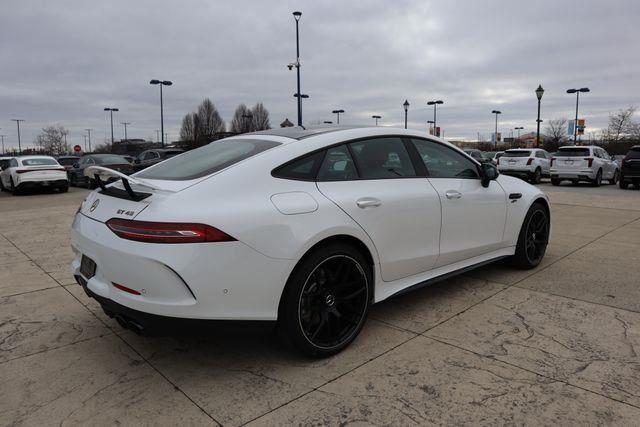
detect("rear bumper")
[70,213,294,321]
[498,168,534,179]
[550,169,596,180]
[16,179,68,190]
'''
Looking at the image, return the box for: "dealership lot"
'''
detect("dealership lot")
[1,184,639,425]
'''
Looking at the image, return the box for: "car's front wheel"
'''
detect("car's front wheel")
[509,202,549,269]
[609,169,619,185]
[278,242,371,357]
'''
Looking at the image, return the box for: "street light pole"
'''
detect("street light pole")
[121,122,130,141]
[292,11,303,126]
[535,85,545,148]
[566,87,590,145]
[427,100,443,135]
[150,79,173,147]
[403,100,410,129]
[372,115,381,126]
[332,109,344,125]
[11,119,24,154]
[491,110,502,147]
[85,128,92,152]
[104,108,118,144]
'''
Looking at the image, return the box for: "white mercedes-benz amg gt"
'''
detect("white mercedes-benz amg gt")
[71,127,550,356]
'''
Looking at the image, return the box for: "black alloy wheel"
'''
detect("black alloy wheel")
[524,209,549,266]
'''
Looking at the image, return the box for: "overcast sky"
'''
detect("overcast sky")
[1,0,639,150]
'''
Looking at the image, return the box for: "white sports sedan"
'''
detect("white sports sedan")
[70,127,550,356]
[0,155,69,194]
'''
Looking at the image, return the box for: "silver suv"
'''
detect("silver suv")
[550,146,619,187]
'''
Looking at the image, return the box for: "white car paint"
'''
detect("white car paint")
[497,148,551,183]
[550,145,619,185]
[70,127,549,323]
[0,155,68,192]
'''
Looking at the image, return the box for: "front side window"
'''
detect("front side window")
[412,139,479,179]
[137,138,280,181]
[349,138,416,179]
[317,145,357,181]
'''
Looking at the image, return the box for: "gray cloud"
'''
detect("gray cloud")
[1,0,638,149]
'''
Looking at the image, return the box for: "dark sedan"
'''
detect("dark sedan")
[68,154,133,188]
[620,145,640,189]
[133,149,184,171]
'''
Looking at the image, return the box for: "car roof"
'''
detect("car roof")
[246,126,366,140]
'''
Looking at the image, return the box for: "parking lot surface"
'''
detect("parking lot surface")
[1,184,640,425]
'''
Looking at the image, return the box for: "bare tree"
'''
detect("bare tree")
[230,104,253,134]
[34,125,69,155]
[251,102,271,131]
[604,106,637,142]
[197,98,226,139]
[92,142,112,154]
[179,112,197,142]
[543,118,568,152]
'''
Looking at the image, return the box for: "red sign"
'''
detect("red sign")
[74,145,82,153]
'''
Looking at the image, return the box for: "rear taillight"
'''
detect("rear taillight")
[585,157,594,167]
[16,167,66,174]
[112,282,141,295]
[526,158,533,166]
[550,157,556,167]
[106,218,236,244]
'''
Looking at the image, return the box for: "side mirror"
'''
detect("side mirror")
[480,163,499,187]
[73,163,79,169]
[134,159,141,164]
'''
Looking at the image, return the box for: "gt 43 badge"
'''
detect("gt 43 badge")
[117,209,135,217]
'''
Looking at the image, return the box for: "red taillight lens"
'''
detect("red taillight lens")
[106,218,236,244]
[16,167,66,174]
[585,157,594,167]
[526,158,533,166]
[112,282,141,295]
[550,157,556,167]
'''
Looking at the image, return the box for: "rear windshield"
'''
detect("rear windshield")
[94,155,128,164]
[627,147,640,159]
[22,158,58,166]
[556,147,590,157]
[136,138,280,181]
[57,157,78,166]
[503,150,531,158]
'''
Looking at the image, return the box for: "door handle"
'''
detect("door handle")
[356,197,382,208]
[445,190,462,200]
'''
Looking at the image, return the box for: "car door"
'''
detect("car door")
[410,138,507,267]
[316,137,442,282]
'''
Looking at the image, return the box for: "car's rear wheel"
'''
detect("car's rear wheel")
[591,169,602,187]
[619,177,629,189]
[278,243,371,357]
[609,169,619,185]
[530,167,542,184]
[10,178,20,195]
[509,202,549,269]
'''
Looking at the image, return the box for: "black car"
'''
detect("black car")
[620,146,640,189]
[133,149,184,171]
[68,154,134,188]
[56,156,81,177]
[463,149,490,163]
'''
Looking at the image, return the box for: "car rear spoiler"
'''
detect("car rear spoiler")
[84,166,170,201]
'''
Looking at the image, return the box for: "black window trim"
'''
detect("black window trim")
[407,136,482,180]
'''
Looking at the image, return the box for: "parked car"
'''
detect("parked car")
[483,151,504,166]
[0,156,12,171]
[0,156,68,194]
[122,155,135,164]
[497,148,551,184]
[68,154,134,188]
[463,148,486,163]
[550,145,619,187]
[56,156,81,179]
[133,149,184,171]
[71,126,550,356]
[619,145,640,189]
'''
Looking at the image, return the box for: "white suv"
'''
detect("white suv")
[497,148,550,184]
[550,146,619,187]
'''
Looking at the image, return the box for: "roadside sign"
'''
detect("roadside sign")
[74,145,82,153]
[568,119,586,135]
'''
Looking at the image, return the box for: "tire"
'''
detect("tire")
[509,202,549,270]
[551,178,560,186]
[591,169,602,187]
[59,185,69,193]
[619,178,628,189]
[609,169,619,185]
[278,242,372,357]
[530,168,542,184]
[10,178,20,195]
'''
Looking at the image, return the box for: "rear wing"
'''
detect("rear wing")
[84,166,171,201]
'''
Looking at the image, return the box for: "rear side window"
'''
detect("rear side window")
[137,139,280,181]
[317,145,358,181]
[503,150,531,158]
[21,158,58,166]
[273,150,325,181]
[556,147,590,157]
[349,138,416,179]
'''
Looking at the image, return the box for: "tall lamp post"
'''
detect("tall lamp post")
[85,128,92,152]
[372,115,381,126]
[332,109,344,124]
[150,79,172,147]
[427,100,443,135]
[11,119,24,154]
[104,108,118,144]
[566,87,589,145]
[403,100,410,129]
[535,85,544,148]
[292,11,303,126]
[121,122,130,141]
[491,110,502,147]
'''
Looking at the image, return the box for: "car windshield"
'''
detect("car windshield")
[503,150,531,158]
[94,155,128,164]
[136,138,280,181]
[21,158,58,166]
[556,147,590,157]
